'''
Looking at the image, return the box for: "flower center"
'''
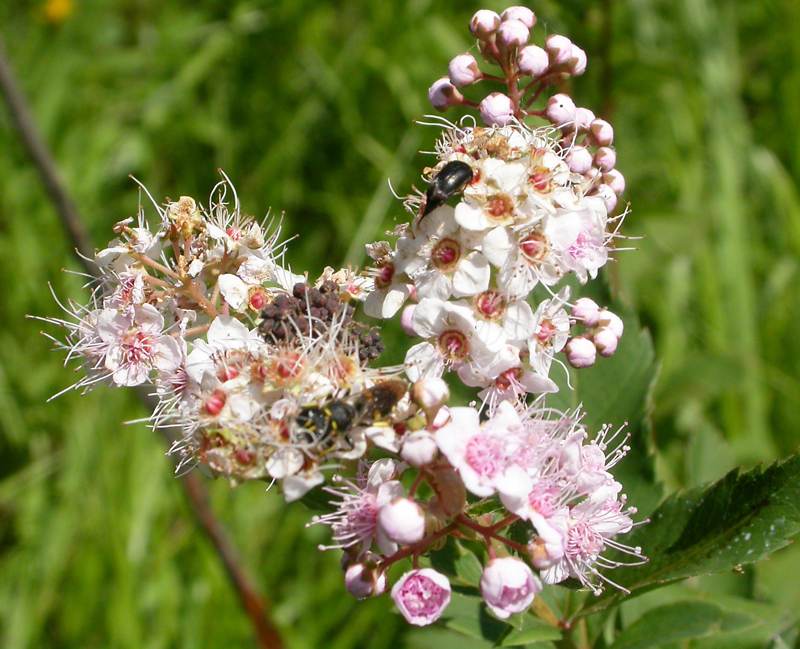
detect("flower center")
[566,521,604,560]
[568,231,598,260]
[520,232,548,263]
[225,226,241,241]
[431,238,461,271]
[486,194,514,221]
[121,330,154,364]
[248,288,268,311]
[536,319,556,344]
[437,330,469,361]
[398,574,449,617]
[495,367,521,390]
[528,482,559,518]
[529,166,552,193]
[465,433,506,478]
[375,262,395,289]
[204,390,227,416]
[475,290,506,320]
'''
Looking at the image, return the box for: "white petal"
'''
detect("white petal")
[452,252,490,297]
[218,274,248,310]
[282,472,325,502]
[503,301,536,342]
[454,200,490,231]
[412,298,447,339]
[404,342,441,382]
[481,227,513,267]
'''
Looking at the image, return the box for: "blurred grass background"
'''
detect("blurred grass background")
[1,0,799,647]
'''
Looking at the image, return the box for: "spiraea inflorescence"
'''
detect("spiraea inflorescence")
[39,5,646,629]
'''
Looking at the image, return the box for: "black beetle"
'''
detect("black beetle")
[422,160,474,216]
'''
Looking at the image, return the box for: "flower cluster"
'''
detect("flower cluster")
[39,4,645,632]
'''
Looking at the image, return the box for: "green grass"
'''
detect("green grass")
[1,0,799,647]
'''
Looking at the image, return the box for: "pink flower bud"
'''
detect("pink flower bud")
[594,183,618,212]
[391,568,451,626]
[378,497,426,545]
[497,19,529,50]
[501,6,536,28]
[470,9,501,39]
[594,146,616,171]
[545,34,573,65]
[574,107,596,130]
[565,336,596,368]
[572,297,601,326]
[401,430,439,467]
[565,146,593,174]
[598,309,624,338]
[479,92,515,126]
[517,45,549,76]
[345,562,387,600]
[590,118,614,146]
[545,93,576,125]
[480,557,541,619]
[568,44,587,75]
[448,53,482,87]
[428,77,463,111]
[412,377,450,421]
[593,327,619,357]
[603,168,626,195]
[400,305,417,336]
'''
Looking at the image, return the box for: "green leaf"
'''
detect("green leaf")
[500,615,562,646]
[548,303,662,516]
[454,547,484,588]
[610,601,755,649]
[442,592,510,644]
[581,454,800,616]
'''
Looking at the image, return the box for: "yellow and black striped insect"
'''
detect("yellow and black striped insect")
[291,380,407,453]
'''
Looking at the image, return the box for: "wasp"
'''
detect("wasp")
[421,160,474,217]
[291,379,407,453]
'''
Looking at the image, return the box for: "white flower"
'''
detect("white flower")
[529,290,571,377]
[404,299,498,381]
[400,205,490,300]
[97,304,181,386]
[545,197,609,282]
[435,402,523,497]
[455,158,533,232]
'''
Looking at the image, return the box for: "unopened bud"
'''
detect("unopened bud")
[593,327,619,357]
[448,53,482,87]
[391,569,451,626]
[401,430,439,467]
[565,336,596,368]
[345,562,387,600]
[545,93,576,125]
[545,34,573,66]
[497,19,529,50]
[517,45,549,76]
[565,146,593,174]
[594,146,616,171]
[412,377,450,422]
[603,168,626,195]
[378,497,426,545]
[470,9,501,39]
[574,107,596,131]
[479,92,515,126]
[480,557,541,619]
[594,183,618,212]
[590,118,614,146]
[598,309,624,338]
[501,6,536,28]
[428,77,463,111]
[572,297,601,326]
[568,44,587,75]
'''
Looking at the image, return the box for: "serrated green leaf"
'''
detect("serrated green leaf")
[548,302,662,516]
[610,600,755,649]
[582,454,800,616]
